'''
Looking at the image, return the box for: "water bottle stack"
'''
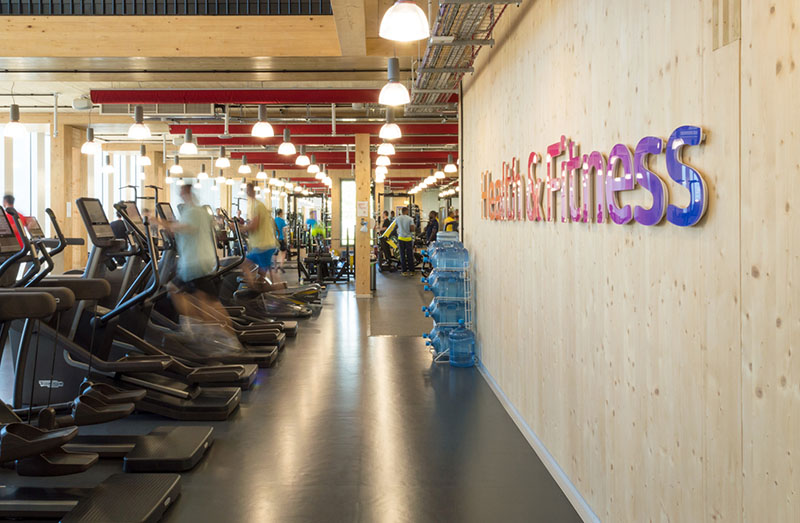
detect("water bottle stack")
[420,232,476,367]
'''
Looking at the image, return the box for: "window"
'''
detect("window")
[0,126,52,235]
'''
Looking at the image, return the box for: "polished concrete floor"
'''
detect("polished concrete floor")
[0,272,580,522]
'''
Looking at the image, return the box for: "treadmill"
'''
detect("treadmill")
[0,270,181,521]
[5,204,242,422]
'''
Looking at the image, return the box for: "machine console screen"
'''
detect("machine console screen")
[0,210,20,253]
[123,201,143,224]
[84,200,114,238]
[26,217,44,239]
[158,202,175,221]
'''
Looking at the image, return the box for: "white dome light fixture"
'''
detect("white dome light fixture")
[4,104,26,138]
[434,164,445,179]
[375,165,388,176]
[278,128,296,156]
[211,181,219,191]
[138,144,151,166]
[307,154,320,174]
[81,127,101,156]
[238,154,252,174]
[169,155,183,175]
[375,171,386,183]
[165,175,174,184]
[376,155,391,167]
[102,154,115,175]
[284,182,294,191]
[216,170,225,183]
[379,0,430,42]
[251,105,275,138]
[256,165,268,180]
[377,142,395,156]
[444,154,457,174]
[197,163,209,179]
[215,146,231,169]
[179,128,198,155]
[425,175,436,185]
[127,105,151,140]
[379,57,410,106]
[226,177,235,186]
[295,145,310,167]
[315,164,327,180]
[323,177,332,187]
[379,108,402,140]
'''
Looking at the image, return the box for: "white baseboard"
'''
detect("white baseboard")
[476,361,601,523]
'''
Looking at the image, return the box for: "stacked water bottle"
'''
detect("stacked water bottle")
[420,231,476,367]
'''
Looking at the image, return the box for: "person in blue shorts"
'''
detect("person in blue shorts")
[240,183,280,285]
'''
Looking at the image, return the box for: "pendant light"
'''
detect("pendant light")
[377,142,395,156]
[81,127,101,155]
[165,176,174,184]
[376,155,391,167]
[278,128,296,155]
[285,182,294,192]
[434,164,446,179]
[194,180,202,189]
[444,154,457,173]
[379,57,410,106]
[139,144,151,166]
[170,155,183,175]
[379,0,430,42]
[274,171,285,187]
[316,164,327,180]
[295,145,310,167]
[127,105,151,139]
[4,104,26,138]
[294,185,303,193]
[216,170,225,183]
[379,108,402,140]
[455,186,460,192]
[215,146,231,169]
[197,163,208,179]
[238,154,252,174]
[179,128,198,155]
[226,177,235,186]
[252,105,275,138]
[211,181,219,191]
[375,165,388,176]
[375,171,386,183]
[102,154,115,175]
[323,177,332,187]
[256,164,268,180]
[307,154,320,174]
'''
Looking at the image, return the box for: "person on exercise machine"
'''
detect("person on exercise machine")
[240,182,280,285]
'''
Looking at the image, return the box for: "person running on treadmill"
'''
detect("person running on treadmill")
[274,208,287,273]
[155,184,232,329]
[393,206,416,276]
[3,194,27,248]
[240,182,280,285]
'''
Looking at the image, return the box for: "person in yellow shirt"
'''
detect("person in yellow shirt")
[240,183,280,284]
[443,210,457,232]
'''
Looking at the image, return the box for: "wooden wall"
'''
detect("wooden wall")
[458,0,775,520]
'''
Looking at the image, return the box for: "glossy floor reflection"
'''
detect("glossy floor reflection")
[0,273,580,522]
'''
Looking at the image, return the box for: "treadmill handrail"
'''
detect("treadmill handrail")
[216,209,245,277]
[95,219,160,326]
[44,208,67,258]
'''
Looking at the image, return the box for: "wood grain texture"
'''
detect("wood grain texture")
[0,16,340,57]
[331,0,368,56]
[355,133,371,296]
[462,0,742,520]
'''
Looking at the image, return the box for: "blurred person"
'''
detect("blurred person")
[306,210,318,230]
[444,210,457,232]
[274,208,288,272]
[3,194,27,248]
[393,206,415,276]
[378,210,390,234]
[425,210,439,244]
[240,182,280,285]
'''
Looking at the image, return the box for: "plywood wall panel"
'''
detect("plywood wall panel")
[741,1,800,521]
[462,0,741,520]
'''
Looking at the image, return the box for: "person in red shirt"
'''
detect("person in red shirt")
[3,194,28,248]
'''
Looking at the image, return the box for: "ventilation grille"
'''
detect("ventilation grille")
[100,103,214,116]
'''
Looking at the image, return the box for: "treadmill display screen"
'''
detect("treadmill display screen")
[123,201,143,224]
[0,210,20,253]
[26,217,44,239]
[83,199,114,238]
[158,202,175,221]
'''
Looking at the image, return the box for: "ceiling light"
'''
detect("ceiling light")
[165,176,174,184]
[434,165,445,179]
[211,181,219,191]
[316,164,327,180]
[295,145,310,167]
[444,154,457,173]
[194,181,202,188]
[138,169,146,181]
[419,181,428,189]
[170,155,183,174]
[252,105,275,138]
[256,165,268,180]
[455,185,460,192]
[285,182,294,191]
[379,108,402,140]
[4,104,26,138]
[375,172,386,183]
[324,177,332,187]
[425,175,436,184]
[379,0,430,42]
[307,154,320,173]
[377,142,395,156]
[379,57,410,106]
[102,154,115,175]
[179,128,198,155]
[375,165,388,176]
[376,155,391,167]
[197,163,208,179]
[139,144,151,166]
[215,146,231,169]
[127,105,151,140]
[294,185,303,193]
[81,127,101,155]
[238,154,252,174]
[216,170,225,183]
[278,128,296,155]
[226,178,235,186]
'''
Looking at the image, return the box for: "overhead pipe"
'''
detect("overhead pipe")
[169,123,459,135]
[90,89,389,105]
[195,135,458,146]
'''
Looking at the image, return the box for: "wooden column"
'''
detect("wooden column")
[354,134,371,297]
[50,124,74,270]
[330,172,341,254]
